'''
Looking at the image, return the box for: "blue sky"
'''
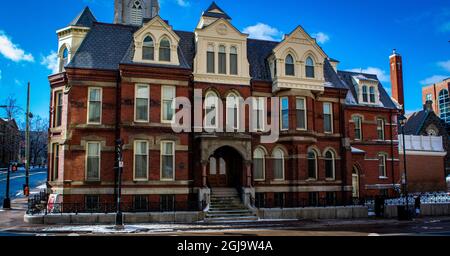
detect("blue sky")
[0,0,449,123]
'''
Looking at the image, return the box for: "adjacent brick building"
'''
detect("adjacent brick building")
[0,118,20,168]
[47,1,401,212]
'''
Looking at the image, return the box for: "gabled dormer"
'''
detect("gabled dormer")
[193,2,250,85]
[197,1,231,29]
[56,7,96,73]
[269,26,327,92]
[352,74,382,106]
[132,16,180,66]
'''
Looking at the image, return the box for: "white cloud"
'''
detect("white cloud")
[438,60,450,72]
[40,51,59,74]
[420,75,448,85]
[14,79,22,86]
[0,31,34,62]
[243,23,282,41]
[311,32,330,44]
[176,0,190,7]
[347,67,390,82]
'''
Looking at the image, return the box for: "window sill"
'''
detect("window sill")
[379,176,389,180]
[325,178,336,182]
[306,178,318,182]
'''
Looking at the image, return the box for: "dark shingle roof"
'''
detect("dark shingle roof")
[247,39,278,81]
[337,70,397,109]
[403,110,429,135]
[67,23,137,70]
[202,1,231,20]
[69,7,97,28]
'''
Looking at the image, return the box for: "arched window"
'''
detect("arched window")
[439,89,450,123]
[307,149,317,179]
[305,57,315,78]
[272,148,285,180]
[218,45,226,74]
[226,93,239,130]
[159,38,171,62]
[253,148,265,181]
[369,86,376,103]
[230,46,238,75]
[324,150,335,179]
[130,0,144,25]
[60,47,69,72]
[204,91,219,129]
[285,54,295,76]
[207,44,215,73]
[362,85,368,103]
[142,36,154,60]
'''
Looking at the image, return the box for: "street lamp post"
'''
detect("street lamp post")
[399,114,411,220]
[115,139,124,228]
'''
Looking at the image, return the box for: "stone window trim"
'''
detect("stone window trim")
[225,91,240,130]
[53,90,64,128]
[205,43,240,76]
[324,149,336,181]
[351,114,364,141]
[378,152,388,178]
[253,146,268,181]
[323,102,333,134]
[161,85,176,124]
[142,34,155,61]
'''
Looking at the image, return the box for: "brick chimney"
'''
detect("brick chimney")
[424,100,433,112]
[390,49,404,112]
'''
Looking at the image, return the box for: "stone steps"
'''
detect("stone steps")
[206,187,258,223]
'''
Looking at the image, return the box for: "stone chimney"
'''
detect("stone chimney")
[424,100,433,112]
[390,49,404,112]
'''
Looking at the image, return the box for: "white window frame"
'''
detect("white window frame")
[52,143,60,181]
[296,97,307,130]
[134,84,150,123]
[85,142,101,182]
[229,46,238,76]
[160,141,175,181]
[280,97,289,131]
[161,85,176,124]
[353,115,362,141]
[204,91,219,129]
[323,102,333,134]
[272,148,285,181]
[133,140,149,181]
[376,118,385,140]
[324,150,336,180]
[87,87,102,125]
[226,93,240,130]
[253,147,266,181]
[254,97,266,132]
[378,153,387,178]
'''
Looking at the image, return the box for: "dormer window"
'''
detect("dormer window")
[230,46,238,75]
[362,85,368,103]
[305,57,315,78]
[369,86,376,103]
[285,54,295,76]
[218,45,226,74]
[131,0,144,25]
[159,38,171,62]
[142,36,154,60]
[207,44,215,73]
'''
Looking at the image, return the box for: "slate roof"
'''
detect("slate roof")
[337,70,397,109]
[66,20,395,109]
[403,110,430,135]
[202,2,231,20]
[69,7,97,28]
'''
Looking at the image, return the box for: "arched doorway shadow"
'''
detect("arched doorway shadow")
[207,146,244,188]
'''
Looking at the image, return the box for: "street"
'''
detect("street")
[0,167,47,203]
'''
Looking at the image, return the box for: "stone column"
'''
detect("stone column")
[245,160,253,187]
[201,160,208,187]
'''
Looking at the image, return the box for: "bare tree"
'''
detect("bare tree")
[28,115,49,167]
[1,95,22,121]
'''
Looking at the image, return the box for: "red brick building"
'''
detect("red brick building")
[422,77,450,124]
[47,1,401,213]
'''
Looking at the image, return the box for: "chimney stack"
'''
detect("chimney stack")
[390,49,404,112]
[424,100,433,112]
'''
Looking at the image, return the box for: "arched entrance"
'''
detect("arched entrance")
[207,146,243,188]
[352,165,360,199]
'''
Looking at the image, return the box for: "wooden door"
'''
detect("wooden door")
[208,157,228,187]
